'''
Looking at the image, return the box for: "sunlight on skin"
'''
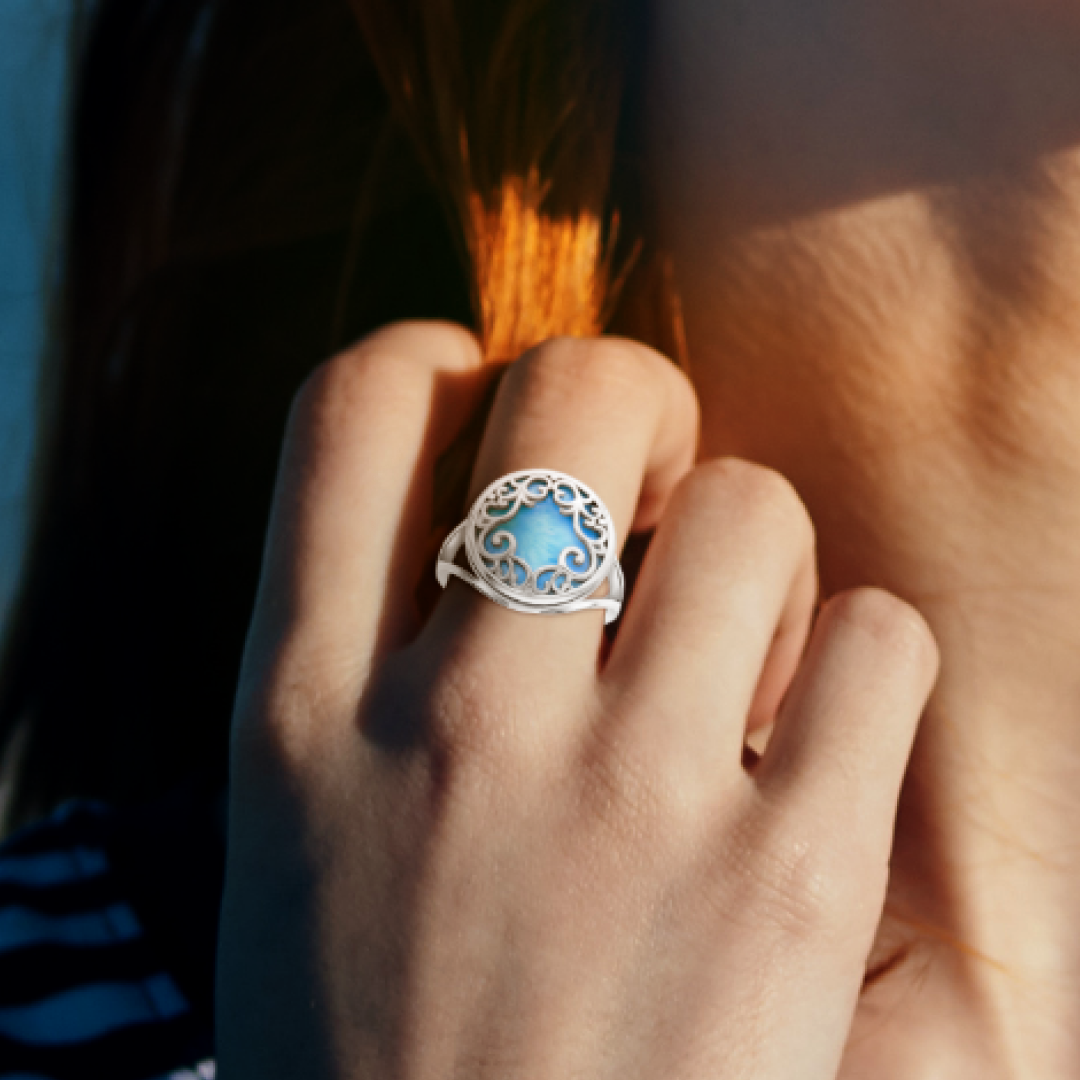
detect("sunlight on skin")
[648,1,1080,1076]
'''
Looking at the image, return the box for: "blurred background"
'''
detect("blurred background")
[0,0,68,627]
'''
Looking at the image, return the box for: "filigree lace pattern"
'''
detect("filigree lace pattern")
[469,471,612,600]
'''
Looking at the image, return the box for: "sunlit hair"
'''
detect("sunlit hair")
[351,0,658,543]
[469,172,609,358]
[353,0,628,361]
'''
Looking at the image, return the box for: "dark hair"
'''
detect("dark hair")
[0,0,456,825]
[0,0,672,827]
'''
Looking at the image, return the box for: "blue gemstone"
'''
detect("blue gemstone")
[484,493,588,583]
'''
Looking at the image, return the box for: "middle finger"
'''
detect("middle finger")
[419,336,699,711]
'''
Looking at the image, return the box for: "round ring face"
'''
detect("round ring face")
[464,470,617,608]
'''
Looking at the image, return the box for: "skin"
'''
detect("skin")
[216,325,936,1080]
[215,1,1080,1076]
[649,0,1080,1075]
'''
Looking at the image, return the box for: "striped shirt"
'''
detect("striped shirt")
[0,783,222,1078]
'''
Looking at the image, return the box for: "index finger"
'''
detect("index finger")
[238,322,491,713]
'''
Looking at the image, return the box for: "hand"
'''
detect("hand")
[215,323,938,1079]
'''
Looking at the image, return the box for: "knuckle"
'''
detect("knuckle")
[723,807,880,945]
[230,665,341,786]
[507,335,670,417]
[358,319,481,363]
[825,587,938,674]
[665,460,815,634]
[685,458,814,545]
[292,321,479,425]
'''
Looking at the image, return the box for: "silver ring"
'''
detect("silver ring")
[436,468,624,624]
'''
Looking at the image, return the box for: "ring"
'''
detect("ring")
[436,468,625,624]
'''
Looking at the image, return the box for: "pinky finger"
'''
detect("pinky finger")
[754,588,939,832]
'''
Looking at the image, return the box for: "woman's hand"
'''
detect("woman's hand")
[215,323,938,1079]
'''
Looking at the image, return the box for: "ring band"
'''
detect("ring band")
[436,469,624,624]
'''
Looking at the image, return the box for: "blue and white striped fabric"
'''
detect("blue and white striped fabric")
[0,799,217,1078]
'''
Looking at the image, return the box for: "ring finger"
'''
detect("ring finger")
[416,336,700,732]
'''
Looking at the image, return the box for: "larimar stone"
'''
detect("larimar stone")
[484,493,587,585]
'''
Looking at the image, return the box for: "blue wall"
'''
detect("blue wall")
[0,1,67,625]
